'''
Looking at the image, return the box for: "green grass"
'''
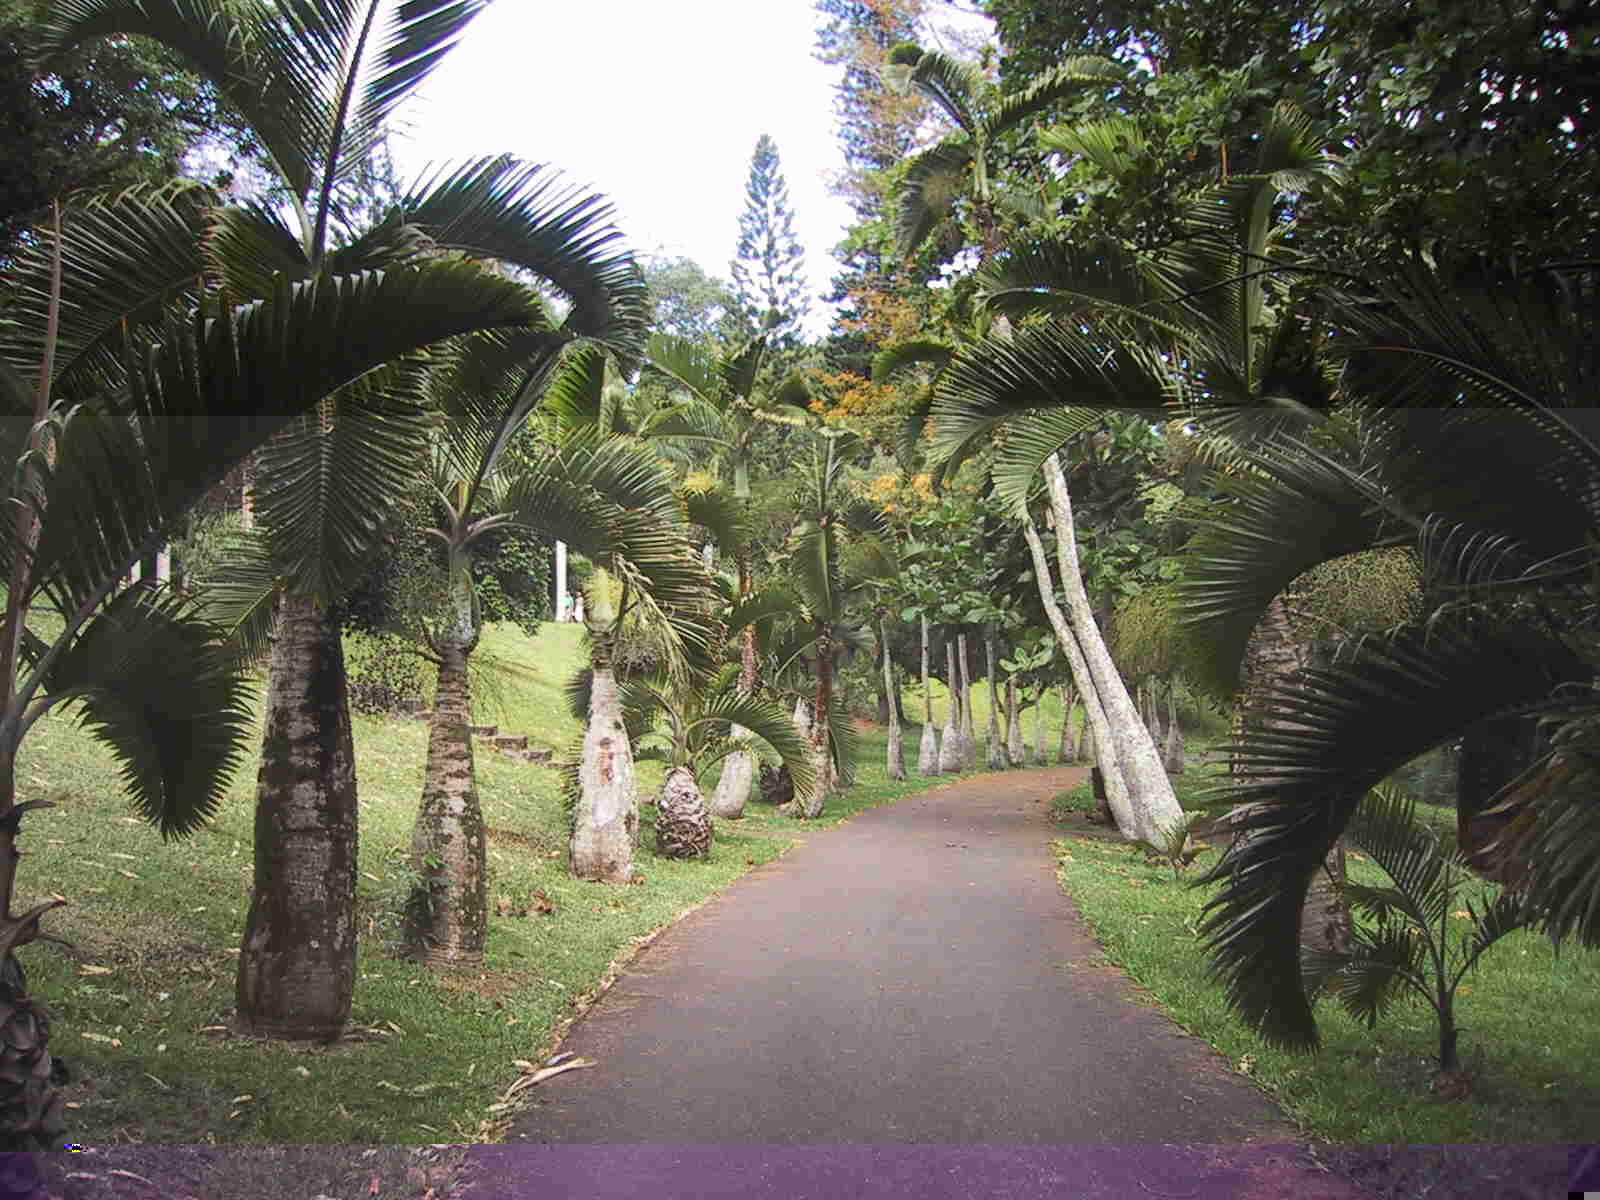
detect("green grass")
[14,618,986,1149]
[1048,740,1600,1143]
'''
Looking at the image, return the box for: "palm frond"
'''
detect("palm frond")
[926,319,1177,487]
[717,336,766,402]
[897,138,973,254]
[871,339,956,384]
[1,181,212,398]
[1192,609,1591,1050]
[686,692,815,796]
[681,485,751,555]
[354,1,491,164]
[401,156,649,355]
[1344,785,1453,931]
[191,526,282,667]
[645,332,721,402]
[990,55,1125,134]
[36,584,256,838]
[1038,115,1149,178]
[900,49,981,133]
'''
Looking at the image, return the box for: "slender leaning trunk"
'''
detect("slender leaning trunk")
[1039,454,1181,843]
[918,615,938,774]
[985,632,1004,769]
[1164,678,1185,774]
[957,633,977,769]
[1034,692,1047,765]
[1007,675,1025,765]
[880,616,905,780]
[236,590,359,1040]
[408,573,487,966]
[938,640,962,773]
[1059,683,1075,762]
[571,630,638,881]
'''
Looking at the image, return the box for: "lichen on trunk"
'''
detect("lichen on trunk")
[571,630,637,882]
[235,589,359,1041]
[407,625,488,967]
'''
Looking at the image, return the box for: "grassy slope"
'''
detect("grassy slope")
[1048,749,1600,1143]
[20,618,983,1147]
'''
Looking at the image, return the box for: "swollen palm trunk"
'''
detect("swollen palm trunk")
[1164,682,1185,774]
[407,640,488,967]
[1236,594,1350,955]
[709,740,755,819]
[958,633,978,769]
[571,645,637,882]
[798,632,833,818]
[881,619,905,781]
[235,590,358,1040]
[656,766,713,858]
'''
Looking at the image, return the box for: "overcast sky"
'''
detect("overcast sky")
[390,1,992,336]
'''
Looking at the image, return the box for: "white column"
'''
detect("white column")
[555,540,568,621]
[155,545,171,582]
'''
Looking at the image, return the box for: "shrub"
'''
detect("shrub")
[344,631,428,715]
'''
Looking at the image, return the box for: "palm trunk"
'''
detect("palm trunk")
[1235,593,1350,955]
[711,552,759,819]
[1007,675,1025,765]
[985,631,1004,768]
[571,628,638,882]
[918,614,938,774]
[798,625,832,818]
[1164,678,1185,774]
[407,568,487,967]
[880,616,905,780]
[957,632,977,769]
[1059,684,1075,762]
[1035,454,1182,843]
[235,589,359,1040]
[1034,692,1047,765]
[938,639,962,773]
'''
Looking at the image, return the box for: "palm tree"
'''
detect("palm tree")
[883,43,1125,259]
[1177,255,1600,1052]
[643,332,812,815]
[787,433,893,816]
[923,103,1336,855]
[0,172,538,1142]
[41,0,649,1039]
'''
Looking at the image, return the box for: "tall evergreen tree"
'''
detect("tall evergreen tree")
[728,134,810,347]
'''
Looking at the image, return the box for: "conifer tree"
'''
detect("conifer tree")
[729,134,810,347]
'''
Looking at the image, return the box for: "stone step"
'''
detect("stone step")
[493,734,529,751]
[468,724,498,738]
[399,698,429,714]
[522,747,553,764]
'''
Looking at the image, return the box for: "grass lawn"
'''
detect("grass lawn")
[1047,745,1600,1144]
[16,616,985,1162]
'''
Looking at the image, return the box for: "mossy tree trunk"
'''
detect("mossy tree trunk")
[235,589,358,1040]
[407,564,488,967]
[880,615,905,780]
[917,614,939,774]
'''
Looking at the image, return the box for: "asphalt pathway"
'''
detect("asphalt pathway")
[464,767,1368,1198]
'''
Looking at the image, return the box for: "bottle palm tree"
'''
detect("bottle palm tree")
[41,0,650,1039]
[0,171,538,1142]
[643,332,812,815]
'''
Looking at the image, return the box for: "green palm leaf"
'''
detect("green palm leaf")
[896,138,972,254]
[1,181,211,398]
[646,333,723,402]
[1193,610,1591,1050]
[990,56,1125,134]
[34,584,256,838]
[401,156,650,353]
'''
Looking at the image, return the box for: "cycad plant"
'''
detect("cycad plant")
[1302,785,1536,1074]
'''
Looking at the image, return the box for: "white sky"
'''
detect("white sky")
[390,1,993,337]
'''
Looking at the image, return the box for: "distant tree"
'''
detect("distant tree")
[728,134,810,348]
[641,255,736,343]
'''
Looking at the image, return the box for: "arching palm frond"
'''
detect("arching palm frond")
[402,155,649,357]
[27,583,256,839]
[896,138,973,255]
[991,55,1125,134]
[927,319,1177,490]
[0,182,212,398]
[1194,610,1591,1051]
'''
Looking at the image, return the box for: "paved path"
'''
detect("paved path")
[464,768,1369,1197]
